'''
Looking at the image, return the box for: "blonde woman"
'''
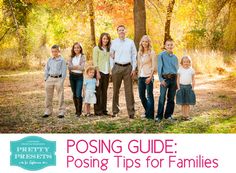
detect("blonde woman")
[137,35,156,119]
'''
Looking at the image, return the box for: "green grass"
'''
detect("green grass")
[163,109,235,133]
[2,107,234,133]
[77,108,235,133]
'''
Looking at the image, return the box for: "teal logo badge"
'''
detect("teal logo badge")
[10,136,56,171]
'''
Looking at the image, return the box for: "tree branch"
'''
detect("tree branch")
[0,27,12,42]
[8,0,19,29]
[146,0,164,25]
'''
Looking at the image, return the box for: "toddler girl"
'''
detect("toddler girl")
[176,56,196,121]
[83,66,99,116]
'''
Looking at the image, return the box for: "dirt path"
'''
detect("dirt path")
[0,70,235,133]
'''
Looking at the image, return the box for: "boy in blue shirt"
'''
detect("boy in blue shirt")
[156,38,178,123]
[44,45,67,118]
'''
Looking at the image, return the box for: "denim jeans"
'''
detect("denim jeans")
[156,78,177,119]
[138,77,154,119]
[69,73,83,99]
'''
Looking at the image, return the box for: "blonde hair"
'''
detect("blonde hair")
[180,55,192,66]
[138,35,153,56]
[85,66,96,76]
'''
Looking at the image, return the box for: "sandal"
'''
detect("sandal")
[83,113,89,117]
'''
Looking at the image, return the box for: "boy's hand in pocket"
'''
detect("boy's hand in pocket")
[160,80,167,87]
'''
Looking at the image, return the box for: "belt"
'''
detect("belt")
[49,74,62,78]
[70,72,83,77]
[162,74,176,79]
[115,62,131,67]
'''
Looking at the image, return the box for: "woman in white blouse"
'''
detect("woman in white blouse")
[68,42,86,117]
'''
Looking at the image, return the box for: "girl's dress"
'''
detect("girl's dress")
[176,67,196,105]
[84,78,97,104]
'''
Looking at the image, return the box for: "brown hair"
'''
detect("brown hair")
[98,33,111,52]
[51,44,60,50]
[117,25,126,31]
[70,42,84,58]
[85,66,96,75]
[164,38,174,45]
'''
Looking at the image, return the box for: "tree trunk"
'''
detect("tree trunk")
[134,0,146,50]
[8,0,28,65]
[88,0,96,47]
[164,0,175,44]
[223,0,236,53]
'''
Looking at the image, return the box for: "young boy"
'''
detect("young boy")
[44,45,67,118]
[155,38,179,123]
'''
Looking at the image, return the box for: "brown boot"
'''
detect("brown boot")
[73,97,79,116]
[76,97,83,117]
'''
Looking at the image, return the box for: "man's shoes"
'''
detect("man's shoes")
[95,113,103,116]
[42,114,50,118]
[155,117,162,123]
[58,115,64,118]
[146,116,154,120]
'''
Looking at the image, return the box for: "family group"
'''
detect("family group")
[43,25,196,122]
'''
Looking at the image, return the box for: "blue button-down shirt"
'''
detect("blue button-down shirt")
[157,51,178,82]
[44,56,67,81]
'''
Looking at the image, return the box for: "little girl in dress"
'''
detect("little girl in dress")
[83,66,99,116]
[176,56,196,121]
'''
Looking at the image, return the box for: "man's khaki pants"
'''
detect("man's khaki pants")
[45,77,65,115]
[112,64,135,116]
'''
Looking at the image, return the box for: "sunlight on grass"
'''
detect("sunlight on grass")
[208,116,236,133]
[0,70,43,77]
[163,108,236,133]
[18,90,44,95]
[187,50,226,74]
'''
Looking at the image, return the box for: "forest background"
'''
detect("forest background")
[0,0,235,133]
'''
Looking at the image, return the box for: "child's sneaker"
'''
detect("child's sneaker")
[166,116,176,122]
[42,114,50,118]
[140,113,146,118]
[155,117,162,123]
